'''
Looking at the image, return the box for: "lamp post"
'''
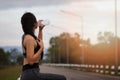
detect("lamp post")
[115,0,118,74]
[60,10,84,64]
[66,33,69,64]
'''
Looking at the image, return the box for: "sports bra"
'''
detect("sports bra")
[22,34,43,60]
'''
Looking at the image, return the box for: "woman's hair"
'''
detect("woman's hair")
[21,12,37,39]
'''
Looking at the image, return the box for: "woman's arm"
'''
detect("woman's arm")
[37,20,45,40]
[38,29,43,40]
[38,28,44,60]
[37,20,45,60]
[25,35,44,65]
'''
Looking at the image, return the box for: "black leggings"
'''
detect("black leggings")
[20,68,66,80]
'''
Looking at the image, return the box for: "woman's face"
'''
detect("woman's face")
[34,22,38,29]
[33,22,38,33]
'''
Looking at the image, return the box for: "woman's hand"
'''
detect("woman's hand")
[37,20,45,31]
[37,39,44,49]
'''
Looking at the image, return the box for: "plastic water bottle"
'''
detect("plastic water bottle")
[38,20,50,27]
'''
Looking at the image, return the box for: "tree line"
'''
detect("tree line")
[47,31,120,65]
[0,48,23,68]
[0,31,119,66]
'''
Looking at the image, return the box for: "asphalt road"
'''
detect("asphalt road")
[40,65,120,80]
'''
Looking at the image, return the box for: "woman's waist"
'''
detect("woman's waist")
[23,58,39,64]
[22,63,39,71]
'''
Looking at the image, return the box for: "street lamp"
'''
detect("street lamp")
[60,10,84,64]
[115,0,118,74]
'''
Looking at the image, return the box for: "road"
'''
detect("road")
[40,65,120,80]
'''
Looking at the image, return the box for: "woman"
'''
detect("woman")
[20,12,66,80]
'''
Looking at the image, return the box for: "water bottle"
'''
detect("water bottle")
[38,20,50,27]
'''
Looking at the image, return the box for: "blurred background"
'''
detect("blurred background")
[0,0,120,80]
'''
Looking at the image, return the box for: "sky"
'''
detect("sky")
[0,0,120,49]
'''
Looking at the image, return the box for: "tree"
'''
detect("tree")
[86,31,119,65]
[47,32,89,64]
[97,32,114,44]
[0,48,10,67]
[17,55,23,65]
[8,48,21,65]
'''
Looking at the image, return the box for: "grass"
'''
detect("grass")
[0,65,22,80]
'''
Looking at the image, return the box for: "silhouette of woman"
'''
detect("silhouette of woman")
[20,12,66,80]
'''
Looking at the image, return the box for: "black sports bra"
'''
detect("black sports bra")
[22,34,43,60]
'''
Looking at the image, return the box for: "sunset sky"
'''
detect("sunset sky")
[0,0,120,48]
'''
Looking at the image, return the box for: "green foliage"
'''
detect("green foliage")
[47,32,90,64]
[8,48,21,65]
[0,48,23,67]
[17,55,23,65]
[0,48,9,66]
[97,31,115,44]
[47,31,120,65]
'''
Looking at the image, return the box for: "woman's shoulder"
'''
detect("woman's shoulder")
[24,34,35,42]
